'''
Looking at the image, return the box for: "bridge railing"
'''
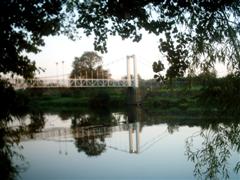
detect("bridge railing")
[7,78,135,89]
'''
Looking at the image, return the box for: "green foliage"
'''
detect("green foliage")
[196,69,217,87]
[0,124,25,180]
[0,80,29,120]
[2,0,240,82]
[2,0,240,83]
[0,0,64,78]
[89,90,111,108]
[186,123,240,179]
[0,80,16,119]
[152,60,165,82]
[199,74,240,113]
[70,51,110,79]
[142,86,199,111]
[65,0,240,79]
[25,88,126,111]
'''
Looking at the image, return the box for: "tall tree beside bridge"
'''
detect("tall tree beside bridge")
[70,51,111,79]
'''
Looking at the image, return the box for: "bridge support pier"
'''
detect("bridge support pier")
[126,55,141,105]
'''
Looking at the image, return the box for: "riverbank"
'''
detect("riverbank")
[23,88,127,112]
[20,84,239,116]
[142,87,201,111]
[21,87,203,113]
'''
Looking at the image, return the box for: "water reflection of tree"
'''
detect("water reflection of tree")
[75,136,106,156]
[0,121,28,180]
[0,112,46,179]
[28,112,45,134]
[71,109,116,157]
[0,81,27,179]
[185,123,240,179]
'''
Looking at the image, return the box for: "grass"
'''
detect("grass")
[20,85,206,114]
[25,88,127,112]
[142,87,200,110]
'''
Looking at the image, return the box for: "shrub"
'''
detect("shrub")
[199,74,240,113]
[89,90,110,108]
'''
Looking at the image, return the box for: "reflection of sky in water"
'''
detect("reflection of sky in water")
[14,114,240,180]
[7,114,72,129]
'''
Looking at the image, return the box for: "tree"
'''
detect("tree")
[70,51,110,79]
[186,123,240,179]
[0,0,64,78]
[65,0,240,79]
[2,1,240,81]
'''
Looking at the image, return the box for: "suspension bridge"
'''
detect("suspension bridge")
[6,55,143,89]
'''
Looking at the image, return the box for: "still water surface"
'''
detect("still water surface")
[7,108,240,179]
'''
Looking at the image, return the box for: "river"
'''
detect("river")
[1,107,240,179]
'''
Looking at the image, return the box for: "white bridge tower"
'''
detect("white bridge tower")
[126,55,140,105]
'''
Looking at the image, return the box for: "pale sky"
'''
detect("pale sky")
[28,31,227,80]
[28,31,161,80]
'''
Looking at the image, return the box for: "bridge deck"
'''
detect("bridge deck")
[7,78,134,89]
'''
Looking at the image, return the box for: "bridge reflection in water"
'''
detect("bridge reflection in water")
[20,122,143,154]
[19,107,168,155]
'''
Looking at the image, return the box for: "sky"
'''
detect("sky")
[28,31,228,80]
[28,31,161,80]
